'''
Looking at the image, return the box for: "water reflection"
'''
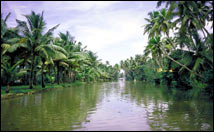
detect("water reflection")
[119,79,125,88]
[1,81,213,131]
[1,84,102,131]
[120,82,213,131]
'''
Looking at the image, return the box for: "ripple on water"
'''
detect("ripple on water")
[1,82,213,131]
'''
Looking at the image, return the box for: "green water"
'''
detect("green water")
[1,81,213,131]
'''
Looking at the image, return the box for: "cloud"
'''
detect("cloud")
[42,1,121,12]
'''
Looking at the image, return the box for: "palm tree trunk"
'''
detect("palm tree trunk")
[203,27,213,40]
[155,58,162,68]
[63,71,66,83]
[34,71,37,85]
[29,54,35,89]
[68,71,71,82]
[5,74,10,93]
[199,19,213,42]
[5,83,10,93]
[57,62,60,85]
[167,34,176,50]
[160,47,201,77]
[72,71,76,82]
[189,11,213,41]
[41,60,45,88]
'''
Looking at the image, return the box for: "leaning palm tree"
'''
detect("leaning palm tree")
[145,36,200,76]
[16,11,59,89]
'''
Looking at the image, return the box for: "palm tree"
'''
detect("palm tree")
[51,49,68,84]
[1,12,11,42]
[144,8,176,50]
[144,36,163,68]
[143,11,159,38]
[1,58,25,93]
[16,11,59,89]
[144,9,173,38]
[36,43,67,88]
[157,1,213,41]
[146,36,200,76]
[56,31,87,82]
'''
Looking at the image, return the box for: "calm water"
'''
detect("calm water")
[1,81,213,131]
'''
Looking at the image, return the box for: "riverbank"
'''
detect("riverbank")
[1,81,84,100]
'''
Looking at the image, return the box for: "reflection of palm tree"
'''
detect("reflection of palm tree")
[1,83,103,131]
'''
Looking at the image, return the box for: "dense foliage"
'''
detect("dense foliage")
[121,1,213,98]
[1,1,213,99]
[1,11,120,93]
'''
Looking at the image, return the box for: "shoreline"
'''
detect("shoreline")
[1,81,84,100]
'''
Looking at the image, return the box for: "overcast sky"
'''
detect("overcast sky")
[1,1,160,65]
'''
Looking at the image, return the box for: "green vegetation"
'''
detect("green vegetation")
[1,82,85,99]
[1,84,62,95]
[1,1,213,99]
[121,1,213,98]
[1,11,120,95]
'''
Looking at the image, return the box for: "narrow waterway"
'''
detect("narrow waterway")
[1,81,213,131]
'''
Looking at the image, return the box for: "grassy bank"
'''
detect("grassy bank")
[1,81,85,99]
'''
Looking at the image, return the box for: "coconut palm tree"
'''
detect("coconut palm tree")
[1,58,25,93]
[143,11,159,38]
[144,36,163,68]
[157,1,213,41]
[1,12,11,42]
[146,36,200,76]
[144,9,173,37]
[36,43,67,88]
[16,11,60,89]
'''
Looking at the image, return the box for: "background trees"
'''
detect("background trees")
[1,1,213,98]
[121,1,213,98]
[1,11,120,93]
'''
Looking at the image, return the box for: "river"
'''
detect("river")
[1,81,213,131]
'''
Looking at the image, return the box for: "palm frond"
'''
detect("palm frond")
[9,59,24,73]
[4,12,11,23]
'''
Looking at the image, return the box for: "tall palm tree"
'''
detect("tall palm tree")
[143,11,159,38]
[144,8,176,51]
[144,9,173,38]
[16,11,59,89]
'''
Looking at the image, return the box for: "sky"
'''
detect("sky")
[1,1,160,65]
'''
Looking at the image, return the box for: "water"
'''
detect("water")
[1,81,213,131]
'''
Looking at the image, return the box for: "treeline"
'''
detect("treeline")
[1,11,120,93]
[121,1,213,98]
